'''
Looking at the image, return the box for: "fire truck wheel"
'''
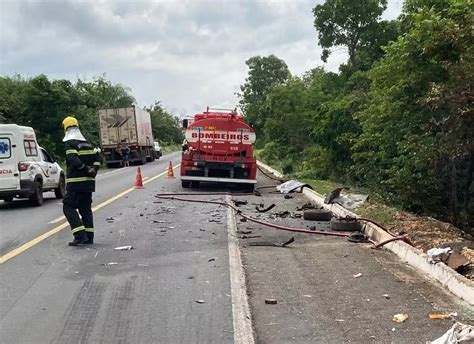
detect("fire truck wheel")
[181,180,191,188]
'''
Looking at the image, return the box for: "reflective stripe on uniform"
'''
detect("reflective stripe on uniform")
[66,149,78,155]
[93,162,101,166]
[78,150,96,155]
[66,177,95,183]
[71,226,85,234]
[85,228,95,233]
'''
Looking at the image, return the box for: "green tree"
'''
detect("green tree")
[313,0,389,66]
[238,55,290,138]
[146,102,184,145]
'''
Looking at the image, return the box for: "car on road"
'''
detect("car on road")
[0,124,65,206]
[153,141,162,159]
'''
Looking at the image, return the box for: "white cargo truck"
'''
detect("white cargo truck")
[98,106,155,167]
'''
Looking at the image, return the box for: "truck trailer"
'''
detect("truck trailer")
[98,106,155,167]
[180,107,257,190]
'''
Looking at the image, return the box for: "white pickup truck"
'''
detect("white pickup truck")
[0,124,65,206]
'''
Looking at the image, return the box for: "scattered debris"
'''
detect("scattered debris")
[335,319,345,322]
[353,273,362,278]
[139,213,144,216]
[101,262,118,266]
[239,218,247,222]
[274,210,290,218]
[241,235,262,239]
[284,194,293,199]
[446,253,470,271]
[296,203,316,211]
[238,230,253,235]
[114,245,134,251]
[303,295,312,298]
[347,231,370,243]
[303,209,332,221]
[429,322,474,343]
[208,258,216,262]
[290,212,303,218]
[330,218,362,232]
[106,217,115,222]
[429,314,450,319]
[276,180,311,194]
[232,200,248,207]
[392,313,409,323]
[427,247,452,264]
[187,276,194,279]
[256,204,276,213]
[195,300,205,304]
[382,294,390,299]
[209,219,221,223]
[153,220,167,223]
[265,299,278,304]
[324,188,368,209]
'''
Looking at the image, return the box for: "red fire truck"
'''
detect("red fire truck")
[180,107,257,190]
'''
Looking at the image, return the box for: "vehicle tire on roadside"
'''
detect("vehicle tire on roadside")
[330,218,362,232]
[181,180,191,188]
[29,180,43,206]
[191,181,200,188]
[303,209,332,221]
[54,175,66,199]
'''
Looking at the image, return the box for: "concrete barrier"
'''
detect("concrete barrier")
[257,160,474,306]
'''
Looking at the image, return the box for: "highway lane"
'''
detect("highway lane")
[0,150,241,343]
[0,152,181,256]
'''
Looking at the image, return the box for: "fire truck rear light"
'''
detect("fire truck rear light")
[18,162,30,171]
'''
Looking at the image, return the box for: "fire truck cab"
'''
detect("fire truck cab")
[180,108,257,190]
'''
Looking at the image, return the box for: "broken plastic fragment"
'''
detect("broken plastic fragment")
[353,273,362,278]
[114,245,133,251]
[392,313,409,323]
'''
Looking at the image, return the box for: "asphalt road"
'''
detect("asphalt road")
[1,154,472,344]
[0,152,236,343]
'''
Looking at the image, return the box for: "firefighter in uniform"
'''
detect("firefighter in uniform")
[62,116,102,246]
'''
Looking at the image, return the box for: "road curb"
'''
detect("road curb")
[257,160,474,306]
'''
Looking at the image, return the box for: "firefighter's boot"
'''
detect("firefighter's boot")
[68,230,87,246]
[84,232,94,245]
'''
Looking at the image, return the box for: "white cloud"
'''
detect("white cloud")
[0,0,403,116]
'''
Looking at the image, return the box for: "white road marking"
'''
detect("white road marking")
[226,195,255,344]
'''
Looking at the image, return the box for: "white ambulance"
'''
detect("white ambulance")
[0,124,65,206]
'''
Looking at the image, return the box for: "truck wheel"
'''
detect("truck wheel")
[191,181,200,188]
[330,218,362,232]
[29,181,44,206]
[181,180,191,188]
[243,184,255,192]
[303,209,332,221]
[55,175,66,199]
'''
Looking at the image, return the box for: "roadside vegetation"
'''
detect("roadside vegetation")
[0,75,184,161]
[240,0,473,233]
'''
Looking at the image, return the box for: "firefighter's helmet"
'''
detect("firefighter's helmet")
[62,116,79,130]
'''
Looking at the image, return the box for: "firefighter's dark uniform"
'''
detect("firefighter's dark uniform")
[63,139,102,245]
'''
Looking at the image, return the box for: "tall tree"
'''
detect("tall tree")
[238,55,290,138]
[313,0,388,66]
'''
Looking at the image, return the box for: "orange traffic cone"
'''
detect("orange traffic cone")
[167,161,175,179]
[134,167,144,189]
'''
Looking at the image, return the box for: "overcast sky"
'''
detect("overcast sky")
[0,0,403,116]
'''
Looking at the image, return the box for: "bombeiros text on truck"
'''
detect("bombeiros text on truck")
[180,107,257,190]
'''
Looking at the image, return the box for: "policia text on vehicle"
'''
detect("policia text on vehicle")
[62,116,102,246]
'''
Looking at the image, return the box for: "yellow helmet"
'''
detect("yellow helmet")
[62,116,79,130]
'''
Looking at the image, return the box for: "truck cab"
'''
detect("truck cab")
[0,124,65,206]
